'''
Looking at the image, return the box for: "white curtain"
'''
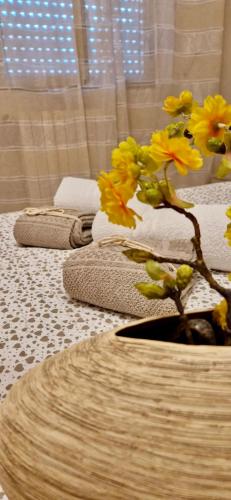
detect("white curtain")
[0,0,228,212]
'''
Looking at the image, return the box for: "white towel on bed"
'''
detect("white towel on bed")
[54,177,100,213]
[92,202,231,272]
[92,196,152,240]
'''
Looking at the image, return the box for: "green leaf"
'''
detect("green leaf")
[159,180,194,209]
[135,282,167,299]
[123,249,154,264]
[145,260,168,281]
[173,197,194,209]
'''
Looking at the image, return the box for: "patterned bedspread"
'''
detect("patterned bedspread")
[0,212,134,401]
[1,183,231,400]
[1,182,231,498]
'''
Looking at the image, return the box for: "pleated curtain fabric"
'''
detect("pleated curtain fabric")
[0,0,228,212]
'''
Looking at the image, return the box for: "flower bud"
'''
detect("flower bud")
[146,187,163,206]
[216,158,231,178]
[135,282,167,299]
[167,122,185,138]
[176,265,193,290]
[145,260,166,281]
[136,190,148,204]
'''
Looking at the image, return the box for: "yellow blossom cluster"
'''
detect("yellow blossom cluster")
[188,95,231,156]
[97,90,231,333]
[98,90,231,236]
[162,90,196,117]
[149,130,202,176]
[98,138,141,228]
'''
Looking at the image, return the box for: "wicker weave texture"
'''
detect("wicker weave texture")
[1,315,231,499]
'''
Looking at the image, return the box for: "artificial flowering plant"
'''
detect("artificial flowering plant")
[97,91,231,345]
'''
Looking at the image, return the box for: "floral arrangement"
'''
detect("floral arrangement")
[97,91,231,345]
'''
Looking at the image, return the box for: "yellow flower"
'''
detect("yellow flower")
[117,136,140,157]
[224,206,231,246]
[188,95,231,155]
[163,90,196,117]
[112,137,139,168]
[112,148,134,170]
[226,206,231,220]
[111,138,141,182]
[149,130,203,175]
[225,224,231,246]
[213,299,228,330]
[97,171,140,228]
[111,148,140,181]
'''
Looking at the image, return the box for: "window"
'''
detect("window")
[0,0,77,76]
[0,0,144,80]
[84,0,144,79]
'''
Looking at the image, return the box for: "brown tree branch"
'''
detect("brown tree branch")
[163,200,231,339]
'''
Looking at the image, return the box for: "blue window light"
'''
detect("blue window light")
[1,0,144,79]
[1,0,77,76]
[85,0,144,78]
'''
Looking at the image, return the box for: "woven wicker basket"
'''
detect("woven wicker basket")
[1,313,231,499]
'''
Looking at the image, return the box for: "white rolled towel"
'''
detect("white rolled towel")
[92,197,152,241]
[54,177,100,213]
[92,202,231,272]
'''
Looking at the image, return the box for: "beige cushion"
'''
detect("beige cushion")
[63,242,191,318]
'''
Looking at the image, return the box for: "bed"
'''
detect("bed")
[1,182,231,499]
[1,181,231,400]
[0,212,135,401]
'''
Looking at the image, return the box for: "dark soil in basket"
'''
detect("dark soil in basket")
[116,310,226,345]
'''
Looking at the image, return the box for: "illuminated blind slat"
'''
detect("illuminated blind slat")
[85,0,144,79]
[1,0,144,79]
[0,0,77,75]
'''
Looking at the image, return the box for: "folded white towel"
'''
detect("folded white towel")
[92,196,152,241]
[92,202,231,272]
[54,177,100,213]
